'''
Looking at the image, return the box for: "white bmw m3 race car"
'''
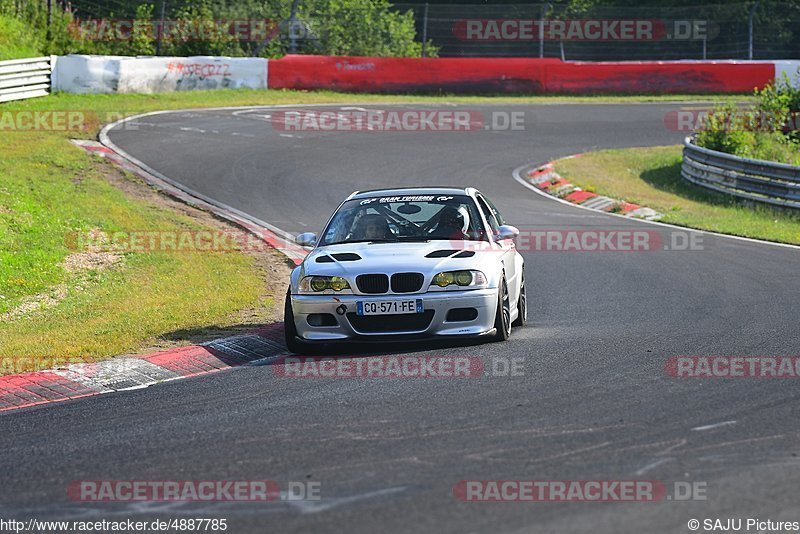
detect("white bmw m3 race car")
[284,187,526,354]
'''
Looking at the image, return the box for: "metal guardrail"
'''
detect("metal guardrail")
[0,57,54,104]
[681,137,800,209]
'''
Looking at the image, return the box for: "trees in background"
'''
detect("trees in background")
[0,0,435,59]
[1,0,797,60]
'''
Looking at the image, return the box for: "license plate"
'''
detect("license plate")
[357,299,423,316]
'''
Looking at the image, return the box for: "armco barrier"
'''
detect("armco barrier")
[682,137,800,209]
[267,55,778,94]
[0,56,54,103]
[52,54,267,94]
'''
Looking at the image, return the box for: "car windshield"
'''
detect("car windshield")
[319,194,486,246]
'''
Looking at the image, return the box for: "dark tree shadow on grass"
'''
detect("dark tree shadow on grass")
[639,160,741,208]
[640,160,800,221]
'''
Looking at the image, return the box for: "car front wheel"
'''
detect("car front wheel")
[492,276,511,341]
[512,270,527,327]
[284,288,311,355]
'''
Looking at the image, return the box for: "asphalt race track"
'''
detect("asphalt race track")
[3,103,800,533]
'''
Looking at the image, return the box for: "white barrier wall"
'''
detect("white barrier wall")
[53,55,268,94]
[51,55,122,93]
[48,54,798,95]
[774,61,800,87]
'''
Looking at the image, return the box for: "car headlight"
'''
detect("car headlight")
[299,276,352,293]
[429,270,487,291]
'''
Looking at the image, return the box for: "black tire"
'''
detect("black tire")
[492,276,512,342]
[284,288,311,355]
[512,270,527,328]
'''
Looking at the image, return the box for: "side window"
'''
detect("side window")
[483,195,505,225]
[476,196,500,235]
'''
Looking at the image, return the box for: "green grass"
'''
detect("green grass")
[0,15,42,60]
[0,128,269,370]
[5,89,756,115]
[555,146,800,245]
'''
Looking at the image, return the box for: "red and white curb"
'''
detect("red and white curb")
[0,324,290,413]
[524,157,662,221]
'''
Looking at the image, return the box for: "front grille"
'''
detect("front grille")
[347,310,435,333]
[356,274,389,294]
[391,272,424,293]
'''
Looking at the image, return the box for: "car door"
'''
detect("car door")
[475,194,518,302]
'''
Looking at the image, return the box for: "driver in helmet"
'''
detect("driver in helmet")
[353,213,392,240]
[430,206,467,239]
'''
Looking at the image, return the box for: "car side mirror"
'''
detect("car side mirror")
[295,232,317,247]
[495,225,519,241]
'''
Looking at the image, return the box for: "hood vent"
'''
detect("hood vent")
[425,249,475,259]
[425,250,459,258]
[332,253,361,261]
[315,253,362,263]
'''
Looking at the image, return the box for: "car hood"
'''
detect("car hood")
[299,240,497,278]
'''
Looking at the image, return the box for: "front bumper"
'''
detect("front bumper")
[290,288,498,342]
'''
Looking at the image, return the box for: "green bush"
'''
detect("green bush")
[299,0,436,57]
[695,71,800,165]
[695,103,757,155]
[0,14,42,59]
[0,1,77,57]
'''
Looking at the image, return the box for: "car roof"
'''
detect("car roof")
[348,187,475,200]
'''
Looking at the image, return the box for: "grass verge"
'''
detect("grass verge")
[554,146,800,245]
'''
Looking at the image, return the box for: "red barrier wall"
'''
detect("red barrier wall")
[268,55,777,94]
[546,61,775,94]
[268,55,560,93]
